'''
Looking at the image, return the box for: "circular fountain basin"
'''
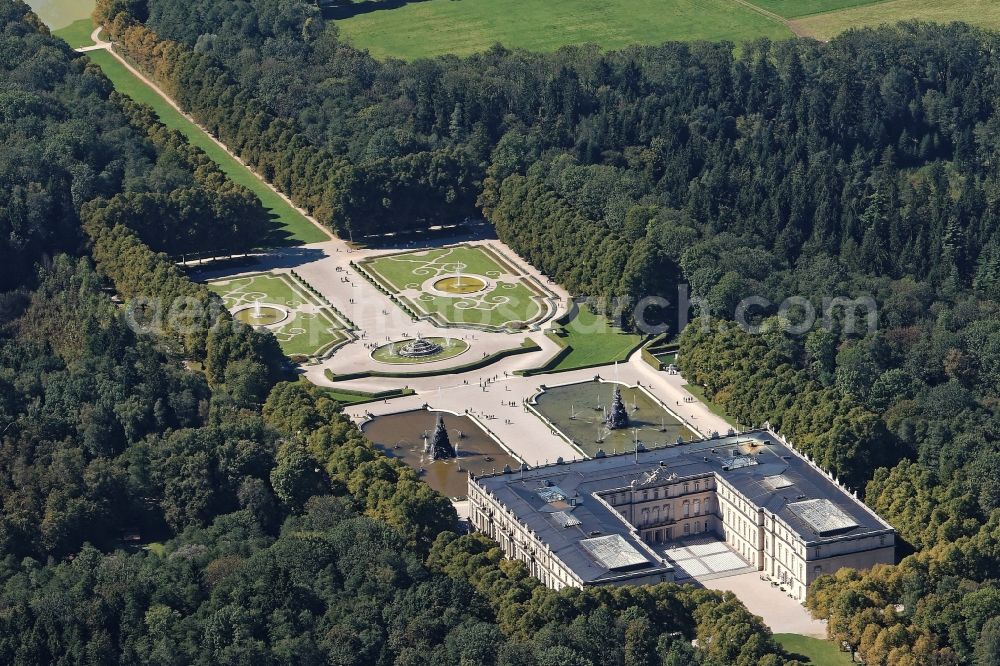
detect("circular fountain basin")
[371,337,469,364]
[433,275,487,294]
[424,273,490,297]
[233,304,290,326]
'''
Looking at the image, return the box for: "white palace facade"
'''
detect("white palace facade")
[469,428,894,603]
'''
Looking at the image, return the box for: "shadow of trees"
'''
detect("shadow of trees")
[319,0,435,21]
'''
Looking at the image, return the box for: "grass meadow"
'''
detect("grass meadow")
[25,0,94,29]
[792,0,1000,40]
[748,0,882,19]
[333,0,792,60]
[333,0,1000,60]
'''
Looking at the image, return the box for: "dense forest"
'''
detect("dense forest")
[82,0,1000,662]
[0,2,806,663]
[97,0,1000,304]
[0,13,269,293]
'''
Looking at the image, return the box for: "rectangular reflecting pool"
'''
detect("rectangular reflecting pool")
[531,380,698,457]
[361,409,522,499]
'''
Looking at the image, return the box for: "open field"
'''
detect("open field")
[792,0,1000,39]
[25,0,94,29]
[747,0,881,19]
[52,18,96,48]
[207,272,350,358]
[359,244,553,330]
[333,0,791,60]
[775,634,853,665]
[82,50,329,246]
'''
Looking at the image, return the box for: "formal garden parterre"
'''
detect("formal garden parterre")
[207,271,353,359]
[353,243,558,332]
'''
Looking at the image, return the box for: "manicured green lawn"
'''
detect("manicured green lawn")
[791,0,1000,39]
[25,0,94,30]
[273,311,345,357]
[333,0,791,60]
[209,273,309,309]
[367,246,507,292]
[52,18,95,48]
[681,383,737,428]
[208,273,348,357]
[746,0,881,18]
[775,634,853,666]
[83,50,330,246]
[362,245,547,329]
[550,305,644,371]
[411,280,542,329]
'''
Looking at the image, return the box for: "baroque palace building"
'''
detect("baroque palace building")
[468,428,894,603]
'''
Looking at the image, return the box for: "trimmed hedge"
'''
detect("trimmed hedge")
[641,345,664,370]
[324,386,414,399]
[641,336,679,370]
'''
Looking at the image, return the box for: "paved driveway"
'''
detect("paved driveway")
[696,570,828,637]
